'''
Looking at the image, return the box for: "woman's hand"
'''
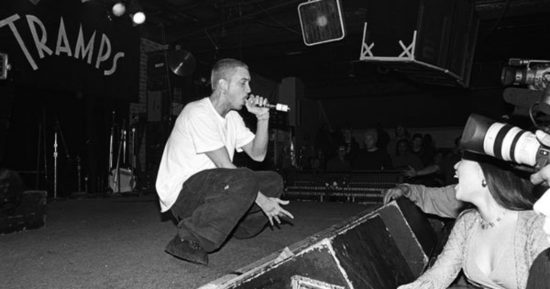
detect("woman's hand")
[383,184,411,204]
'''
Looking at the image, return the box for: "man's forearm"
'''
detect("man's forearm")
[249,118,269,161]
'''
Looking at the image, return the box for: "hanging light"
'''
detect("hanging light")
[112,2,126,17]
[131,11,146,25]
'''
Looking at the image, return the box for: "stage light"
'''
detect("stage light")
[112,2,126,17]
[131,11,146,25]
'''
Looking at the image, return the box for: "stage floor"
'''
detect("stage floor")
[0,194,375,289]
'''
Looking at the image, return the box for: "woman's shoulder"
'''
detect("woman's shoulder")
[455,209,480,226]
[518,210,545,229]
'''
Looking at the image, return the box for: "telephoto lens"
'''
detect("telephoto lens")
[460,113,550,168]
[501,65,527,87]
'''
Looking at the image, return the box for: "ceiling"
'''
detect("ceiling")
[111,0,550,98]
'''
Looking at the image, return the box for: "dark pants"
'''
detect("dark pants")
[170,168,283,252]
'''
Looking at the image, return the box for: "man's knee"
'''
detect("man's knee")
[227,168,259,199]
[257,171,284,198]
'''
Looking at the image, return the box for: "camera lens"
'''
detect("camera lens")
[501,66,530,87]
[460,114,541,167]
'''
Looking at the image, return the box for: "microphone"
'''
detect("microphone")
[247,95,290,112]
[258,103,290,112]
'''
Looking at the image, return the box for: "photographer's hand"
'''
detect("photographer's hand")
[532,130,550,186]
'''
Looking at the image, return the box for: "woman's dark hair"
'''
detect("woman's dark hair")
[466,152,535,210]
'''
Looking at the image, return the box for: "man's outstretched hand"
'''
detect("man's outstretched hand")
[256,192,294,226]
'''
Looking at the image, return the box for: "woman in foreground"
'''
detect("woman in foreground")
[398,153,549,289]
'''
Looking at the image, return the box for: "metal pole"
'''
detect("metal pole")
[53,132,58,199]
[36,123,41,189]
[77,155,81,192]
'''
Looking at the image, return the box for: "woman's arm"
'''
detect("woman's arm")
[398,211,475,289]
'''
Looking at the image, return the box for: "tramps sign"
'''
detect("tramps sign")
[0,0,139,99]
[0,14,125,76]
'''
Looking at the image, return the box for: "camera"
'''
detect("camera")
[501,58,550,91]
[460,113,550,170]
[460,58,550,170]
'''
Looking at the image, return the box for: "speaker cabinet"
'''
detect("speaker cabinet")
[298,0,345,46]
[278,77,303,127]
[359,0,478,87]
[199,199,438,289]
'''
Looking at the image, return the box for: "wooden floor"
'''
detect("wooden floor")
[0,194,374,289]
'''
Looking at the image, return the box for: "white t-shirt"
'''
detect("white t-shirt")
[155,97,255,212]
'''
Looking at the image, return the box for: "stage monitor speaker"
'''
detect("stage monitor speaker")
[1,190,47,234]
[199,199,438,289]
[298,0,345,46]
[376,198,438,276]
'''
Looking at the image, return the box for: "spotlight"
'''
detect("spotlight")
[132,11,146,25]
[112,2,126,17]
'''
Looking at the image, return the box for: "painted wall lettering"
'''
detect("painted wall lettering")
[0,13,125,75]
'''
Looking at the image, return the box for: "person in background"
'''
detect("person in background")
[404,136,462,186]
[340,126,360,164]
[411,133,435,167]
[155,58,293,265]
[376,122,390,154]
[408,133,439,185]
[392,139,424,174]
[387,124,411,159]
[526,130,550,289]
[397,152,549,289]
[326,144,352,172]
[354,128,392,170]
[527,187,550,289]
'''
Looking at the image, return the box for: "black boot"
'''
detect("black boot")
[165,235,208,265]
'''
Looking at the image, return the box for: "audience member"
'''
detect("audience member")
[526,130,550,289]
[354,128,392,170]
[407,133,439,185]
[392,139,424,172]
[326,145,352,172]
[340,126,360,164]
[315,123,337,162]
[411,133,435,167]
[376,122,390,153]
[423,133,437,161]
[398,152,549,289]
[404,139,461,187]
[527,188,550,289]
[387,124,411,158]
[309,147,325,172]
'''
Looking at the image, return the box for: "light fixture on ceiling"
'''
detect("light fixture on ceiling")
[129,0,146,25]
[112,2,126,17]
[131,11,146,25]
[111,0,145,25]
